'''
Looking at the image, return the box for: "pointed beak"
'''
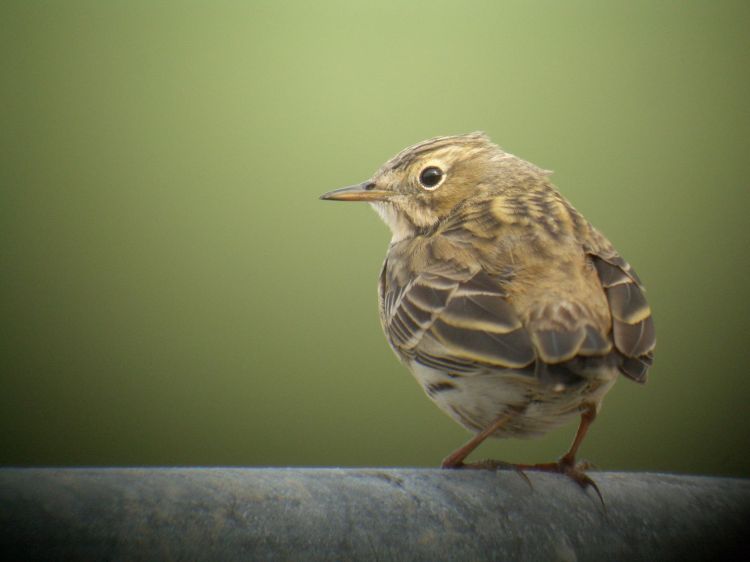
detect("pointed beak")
[319,181,390,202]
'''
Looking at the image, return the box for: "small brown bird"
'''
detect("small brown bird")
[320,132,654,490]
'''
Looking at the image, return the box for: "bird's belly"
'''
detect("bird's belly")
[408,361,617,438]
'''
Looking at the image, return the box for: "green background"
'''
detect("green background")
[2,1,748,476]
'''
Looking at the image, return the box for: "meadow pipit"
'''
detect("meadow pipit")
[320,133,655,491]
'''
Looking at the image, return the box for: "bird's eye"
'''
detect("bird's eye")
[418,166,444,190]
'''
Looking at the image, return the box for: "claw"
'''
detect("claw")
[523,459,606,509]
[560,462,605,509]
[448,456,605,508]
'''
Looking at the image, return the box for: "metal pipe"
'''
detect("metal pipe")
[1,468,748,561]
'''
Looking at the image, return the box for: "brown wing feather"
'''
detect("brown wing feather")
[526,298,612,365]
[531,328,587,363]
[587,240,655,383]
[380,262,534,372]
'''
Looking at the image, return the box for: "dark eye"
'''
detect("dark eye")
[419,166,444,190]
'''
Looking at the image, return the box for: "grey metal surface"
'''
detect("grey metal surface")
[1,468,748,561]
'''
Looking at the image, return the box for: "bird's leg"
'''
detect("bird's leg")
[514,404,604,504]
[442,405,603,503]
[441,405,602,501]
[441,413,512,469]
[561,403,597,468]
[517,404,596,472]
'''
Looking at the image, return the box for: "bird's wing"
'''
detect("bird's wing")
[584,230,655,383]
[381,231,654,382]
[380,260,535,374]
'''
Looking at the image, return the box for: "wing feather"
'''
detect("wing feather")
[579,325,613,355]
[587,238,655,383]
[439,294,522,333]
[380,261,534,372]
[531,328,587,363]
[431,318,535,368]
[607,282,652,324]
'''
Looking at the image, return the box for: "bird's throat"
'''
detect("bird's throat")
[370,201,419,243]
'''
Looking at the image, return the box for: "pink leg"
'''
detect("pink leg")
[441,404,604,505]
[441,413,511,469]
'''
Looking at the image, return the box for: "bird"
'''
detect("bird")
[320,132,654,492]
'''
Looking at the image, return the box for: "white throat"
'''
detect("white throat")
[369,202,416,243]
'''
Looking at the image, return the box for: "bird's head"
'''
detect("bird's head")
[320,132,548,241]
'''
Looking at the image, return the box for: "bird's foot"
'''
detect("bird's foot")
[441,457,533,487]
[443,458,515,470]
[442,455,603,506]
[517,457,604,506]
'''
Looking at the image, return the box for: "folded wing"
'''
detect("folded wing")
[380,263,535,374]
[585,228,655,382]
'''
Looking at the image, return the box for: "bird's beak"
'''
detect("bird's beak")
[319,182,390,202]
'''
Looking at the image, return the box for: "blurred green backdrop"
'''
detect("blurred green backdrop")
[1,1,748,476]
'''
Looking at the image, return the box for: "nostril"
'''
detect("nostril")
[364,182,376,191]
